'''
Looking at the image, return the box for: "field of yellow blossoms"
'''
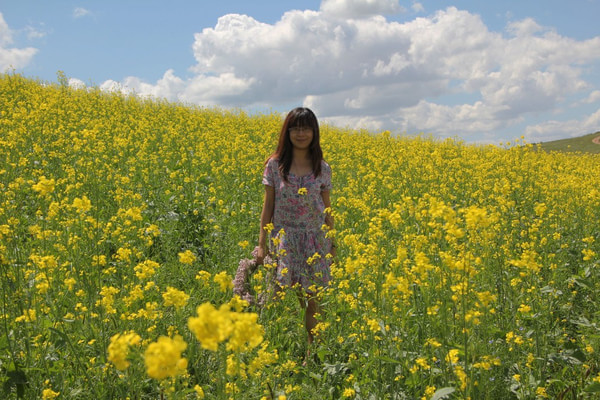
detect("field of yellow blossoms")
[1,73,600,399]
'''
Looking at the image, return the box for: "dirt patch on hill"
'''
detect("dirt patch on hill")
[593,135,600,145]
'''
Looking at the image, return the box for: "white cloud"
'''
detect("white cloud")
[98,4,600,142]
[73,7,92,19]
[0,13,12,47]
[0,13,37,71]
[506,18,543,37]
[181,73,255,105]
[99,79,125,93]
[582,90,600,104]
[524,108,600,142]
[411,2,424,13]
[320,0,403,18]
[99,70,186,100]
[25,25,48,40]
[68,78,86,89]
[122,69,186,100]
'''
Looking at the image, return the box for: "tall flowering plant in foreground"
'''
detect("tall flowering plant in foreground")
[104,297,267,397]
[188,301,263,352]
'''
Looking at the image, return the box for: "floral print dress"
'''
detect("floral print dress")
[262,158,332,293]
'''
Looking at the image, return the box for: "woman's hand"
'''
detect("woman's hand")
[256,245,267,266]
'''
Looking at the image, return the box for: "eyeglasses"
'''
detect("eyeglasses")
[289,127,312,134]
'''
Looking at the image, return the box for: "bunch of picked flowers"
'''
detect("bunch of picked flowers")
[233,247,275,307]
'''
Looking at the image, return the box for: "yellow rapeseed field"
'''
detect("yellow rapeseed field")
[1,73,599,399]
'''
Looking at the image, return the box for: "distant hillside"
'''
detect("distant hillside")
[538,131,600,154]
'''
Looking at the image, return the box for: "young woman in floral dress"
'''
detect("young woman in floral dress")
[257,107,335,360]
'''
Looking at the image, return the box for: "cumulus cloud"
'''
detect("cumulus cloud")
[582,90,600,104]
[524,108,600,142]
[411,2,425,13]
[320,0,403,18]
[68,77,86,89]
[0,13,37,71]
[98,1,600,142]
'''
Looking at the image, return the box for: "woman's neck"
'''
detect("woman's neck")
[293,148,310,162]
[290,149,312,176]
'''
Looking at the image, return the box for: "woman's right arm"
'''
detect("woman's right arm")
[257,185,275,264]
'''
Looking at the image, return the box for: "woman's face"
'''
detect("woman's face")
[289,126,313,150]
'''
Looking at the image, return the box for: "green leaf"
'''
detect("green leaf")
[584,382,600,393]
[316,348,330,362]
[376,355,401,364]
[309,371,322,381]
[431,387,455,400]
[322,362,349,376]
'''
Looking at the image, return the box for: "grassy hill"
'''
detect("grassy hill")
[538,131,600,154]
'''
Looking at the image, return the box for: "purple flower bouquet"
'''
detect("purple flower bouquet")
[232,247,275,307]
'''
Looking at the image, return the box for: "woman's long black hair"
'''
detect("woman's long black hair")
[269,107,323,182]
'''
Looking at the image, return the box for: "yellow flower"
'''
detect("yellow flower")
[42,388,60,400]
[454,365,467,390]
[162,286,190,309]
[228,295,249,312]
[226,353,242,376]
[188,303,233,351]
[144,335,188,380]
[425,338,442,348]
[506,331,515,342]
[64,277,76,291]
[582,248,596,261]
[422,385,436,400]
[517,304,532,314]
[306,252,322,265]
[116,247,133,264]
[342,388,356,398]
[415,357,430,370]
[366,318,380,333]
[178,250,196,264]
[15,309,36,323]
[108,331,141,370]
[195,270,211,283]
[298,187,307,195]
[225,382,239,394]
[446,349,460,364]
[98,286,120,314]
[473,355,501,370]
[248,344,278,376]
[227,311,264,352]
[134,260,160,279]
[188,302,263,352]
[463,205,491,229]
[214,271,233,292]
[263,223,274,233]
[194,385,205,398]
[72,195,92,213]
[32,176,55,196]
[123,206,143,221]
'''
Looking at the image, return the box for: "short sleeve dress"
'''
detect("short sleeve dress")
[262,158,333,292]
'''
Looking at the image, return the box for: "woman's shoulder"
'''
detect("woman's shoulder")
[266,156,279,166]
[320,159,331,172]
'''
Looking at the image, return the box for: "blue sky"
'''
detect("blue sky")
[1,0,600,143]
